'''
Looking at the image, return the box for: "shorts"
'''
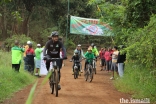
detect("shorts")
[35,60,41,69]
[111,62,118,71]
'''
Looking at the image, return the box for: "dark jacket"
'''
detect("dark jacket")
[117,52,126,63]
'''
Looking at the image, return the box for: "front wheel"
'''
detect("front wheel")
[54,69,59,97]
[74,69,78,79]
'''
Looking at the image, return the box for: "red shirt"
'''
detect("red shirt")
[104,51,112,61]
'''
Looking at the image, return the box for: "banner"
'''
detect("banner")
[70,16,113,36]
[40,52,53,75]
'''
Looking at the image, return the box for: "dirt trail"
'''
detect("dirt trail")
[2,58,131,104]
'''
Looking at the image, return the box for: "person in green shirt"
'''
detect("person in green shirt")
[34,44,43,77]
[12,40,24,72]
[84,46,95,71]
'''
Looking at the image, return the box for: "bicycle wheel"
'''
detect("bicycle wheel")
[89,69,93,82]
[54,69,59,97]
[74,69,77,79]
[50,72,54,94]
[85,69,89,81]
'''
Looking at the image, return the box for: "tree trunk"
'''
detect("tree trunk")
[1,4,7,38]
[22,12,31,36]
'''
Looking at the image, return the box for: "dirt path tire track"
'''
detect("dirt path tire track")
[2,57,130,104]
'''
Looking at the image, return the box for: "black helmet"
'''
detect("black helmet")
[51,31,59,37]
[91,43,95,47]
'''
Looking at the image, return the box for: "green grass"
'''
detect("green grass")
[114,63,156,104]
[0,50,36,102]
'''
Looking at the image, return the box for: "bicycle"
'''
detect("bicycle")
[84,59,94,82]
[70,60,81,79]
[49,58,61,97]
[92,59,96,74]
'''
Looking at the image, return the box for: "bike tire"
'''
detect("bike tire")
[51,72,55,94]
[74,69,77,79]
[89,68,93,82]
[94,68,96,74]
[54,69,59,97]
[85,70,88,81]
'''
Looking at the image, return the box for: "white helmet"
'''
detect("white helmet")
[77,44,81,47]
[37,44,41,47]
[27,41,31,44]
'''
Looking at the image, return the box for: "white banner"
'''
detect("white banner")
[40,52,53,75]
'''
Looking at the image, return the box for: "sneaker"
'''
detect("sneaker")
[58,84,61,90]
[110,77,114,80]
[81,70,83,73]
[72,72,74,75]
[100,69,103,71]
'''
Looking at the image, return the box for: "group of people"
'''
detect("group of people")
[99,46,126,79]
[71,43,99,75]
[11,30,126,91]
[12,31,67,90]
[11,40,43,77]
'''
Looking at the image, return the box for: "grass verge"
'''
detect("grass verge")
[114,63,156,104]
[0,50,36,102]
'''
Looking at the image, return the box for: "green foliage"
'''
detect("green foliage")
[5,34,36,48]
[0,50,36,102]
[124,15,156,69]
[114,63,156,103]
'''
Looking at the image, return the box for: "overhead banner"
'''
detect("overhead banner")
[70,16,112,36]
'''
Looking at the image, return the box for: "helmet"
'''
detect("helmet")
[27,41,31,44]
[77,44,81,47]
[91,43,94,46]
[37,44,41,47]
[74,50,79,54]
[51,31,59,37]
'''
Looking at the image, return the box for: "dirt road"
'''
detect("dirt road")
[2,58,130,104]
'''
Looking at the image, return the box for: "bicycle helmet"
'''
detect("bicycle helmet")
[77,44,81,47]
[27,41,31,44]
[74,50,79,54]
[51,31,59,37]
[91,43,95,47]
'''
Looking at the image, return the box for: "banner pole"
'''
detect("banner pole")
[66,0,70,48]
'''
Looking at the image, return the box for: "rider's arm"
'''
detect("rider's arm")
[95,48,99,56]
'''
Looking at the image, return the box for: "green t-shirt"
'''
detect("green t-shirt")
[12,46,24,64]
[35,48,42,60]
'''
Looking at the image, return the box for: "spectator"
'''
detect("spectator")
[117,45,126,77]
[99,48,106,71]
[23,41,31,70]
[34,44,43,77]
[110,46,119,80]
[11,40,24,72]
[26,42,35,74]
[104,47,112,72]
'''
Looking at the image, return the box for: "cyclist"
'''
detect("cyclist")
[84,46,95,72]
[90,43,99,70]
[73,44,85,73]
[43,31,66,90]
[71,50,81,75]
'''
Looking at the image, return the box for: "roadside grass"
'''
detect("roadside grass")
[114,63,156,104]
[0,50,36,102]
